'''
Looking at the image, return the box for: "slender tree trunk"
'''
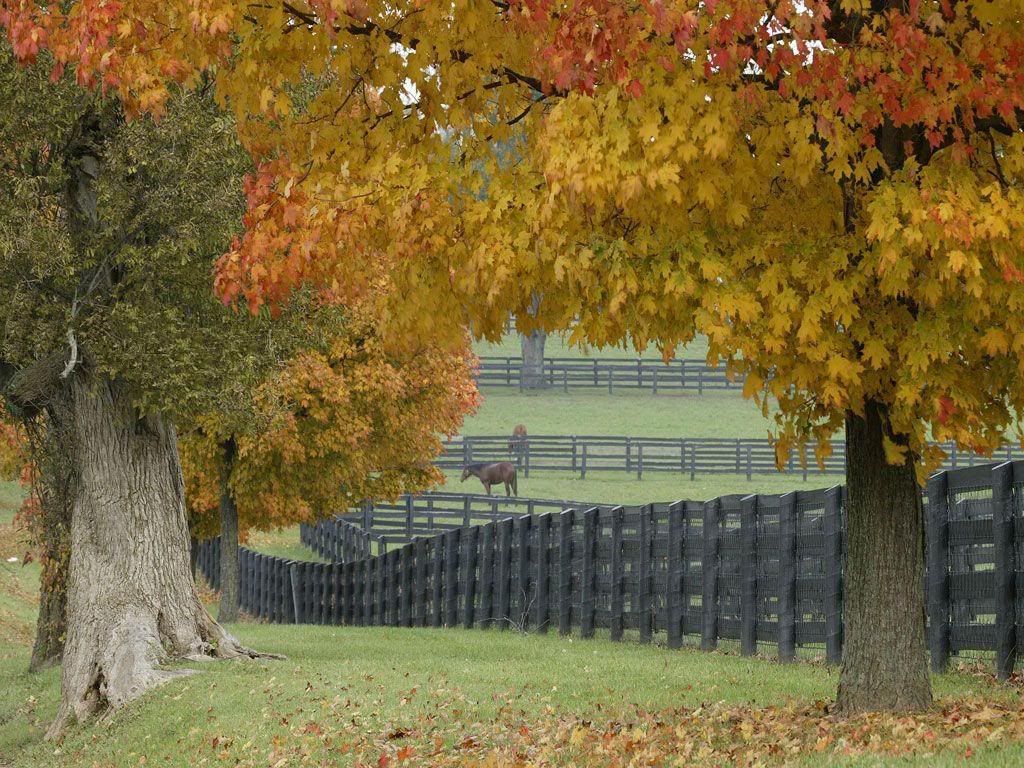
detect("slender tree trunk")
[218,439,240,623]
[520,330,547,389]
[29,492,70,672]
[190,535,199,580]
[29,392,75,672]
[48,372,256,738]
[835,400,931,714]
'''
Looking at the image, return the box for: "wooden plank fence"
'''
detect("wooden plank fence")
[475,356,741,393]
[195,460,1024,677]
[441,434,1024,480]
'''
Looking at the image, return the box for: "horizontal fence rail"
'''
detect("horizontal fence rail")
[440,434,1024,480]
[196,460,1024,677]
[475,356,741,393]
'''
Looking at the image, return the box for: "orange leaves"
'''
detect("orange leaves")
[182,307,479,537]
[187,690,1024,767]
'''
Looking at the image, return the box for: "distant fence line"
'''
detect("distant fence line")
[197,460,1024,678]
[439,434,1024,480]
[475,356,740,393]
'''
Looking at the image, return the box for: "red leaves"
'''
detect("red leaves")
[937,396,957,426]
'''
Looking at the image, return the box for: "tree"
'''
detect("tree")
[0,46,289,734]
[9,0,1024,714]
[520,294,548,390]
[181,302,479,622]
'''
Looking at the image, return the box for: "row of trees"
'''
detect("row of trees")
[3,0,1024,729]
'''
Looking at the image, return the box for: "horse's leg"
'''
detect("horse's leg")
[484,482,491,495]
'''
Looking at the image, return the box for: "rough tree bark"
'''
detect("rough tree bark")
[217,438,240,623]
[520,331,547,390]
[835,399,931,714]
[48,372,257,737]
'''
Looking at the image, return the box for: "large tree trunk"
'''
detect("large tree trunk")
[217,439,240,623]
[48,372,256,738]
[835,400,931,714]
[520,330,547,389]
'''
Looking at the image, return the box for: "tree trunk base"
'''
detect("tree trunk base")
[835,400,932,715]
[47,605,259,739]
[46,373,273,740]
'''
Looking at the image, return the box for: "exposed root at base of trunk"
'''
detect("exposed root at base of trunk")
[45,610,282,741]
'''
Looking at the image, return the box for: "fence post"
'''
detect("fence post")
[514,515,531,630]
[444,528,461,627]
[414,537,428,627]
[638,504,653,643]
[581,444,587,480]
[378,552,389,625]
[362,500,372,531]
[653,368,658,395]
[479,523,495,628]
[535,513,552,632]
[558,509,574,635]
[352,559,363,625]
[778,492,797,662]
[701,498,721,651]
[289,562,302,624]
[992,462,1017,680]
[637,444,644,480]
[400,543,413,627]
[666,501,684,650]
[824,485,844,665]
[462,525,479,629]
[463,495,472,528]
[745,446,752,482]
[610,506,625,641]
[580,508,598,639]
[572,436,578,474]
[406,495,415,537]
[364,555,376,626]
[431,533,444,628]
[608,368,613,394]
[497,517,513,630]
[740,495,758,656]
[926,471,951,672]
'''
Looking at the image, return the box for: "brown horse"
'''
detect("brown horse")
[507,423,528,455]
[461,462,518,496]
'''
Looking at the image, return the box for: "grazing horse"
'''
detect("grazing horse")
[507,423,528,455]
[461,462,518,496]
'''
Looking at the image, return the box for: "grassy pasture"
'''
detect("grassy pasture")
[6,468,1024,766]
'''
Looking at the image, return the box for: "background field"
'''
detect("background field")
[472,330,710,360]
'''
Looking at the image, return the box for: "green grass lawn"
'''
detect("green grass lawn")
[3,621,1021,768]
[245,525,327,563]
[440,469,836,504]
[5,479,1024,767]
[462,389,777,439]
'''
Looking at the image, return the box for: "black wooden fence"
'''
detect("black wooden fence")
[441,434,1024,480]
[196,459,1024,677]
[476,356,739,393]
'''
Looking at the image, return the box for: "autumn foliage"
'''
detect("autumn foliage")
[182,306,479,538]
[5,1,1023,467]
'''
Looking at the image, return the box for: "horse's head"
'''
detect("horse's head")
[460,467,471,482]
